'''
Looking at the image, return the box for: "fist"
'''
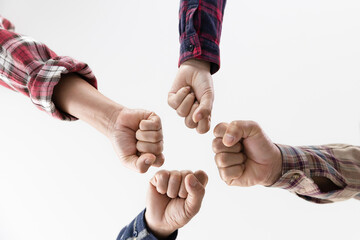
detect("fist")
[107,108,164,173]
[168,59,214,134]
[212,121,282,186]
[145,170,208,239]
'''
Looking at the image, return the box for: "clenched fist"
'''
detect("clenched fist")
[212,121,282,187]
[107,108,164,173]
[168,59,214,134]
[145,170,208,239]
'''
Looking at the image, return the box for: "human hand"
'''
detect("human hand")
[168,59,214,134]
[212,121,282,187]
[145,170,208,239]
[107,108,164,173]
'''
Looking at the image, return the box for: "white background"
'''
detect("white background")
[1,0,360,239]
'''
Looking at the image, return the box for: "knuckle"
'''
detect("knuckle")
[230,120,242,129]
[154,142,164,154]
[157,170,169,181]
[176,108,187,117]
[215,153,227,167]
[152,121,162,130]
[185,118,197,129]
[153,131,163,142]
[212,138,222,153]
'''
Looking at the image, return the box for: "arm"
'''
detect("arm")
[178,0,227,74]
[0,16,97,120]
[168,0,227,134]
[117,170,208,240]
[272,144,360,203]
[212,121,360,203]
[0,16,164,173]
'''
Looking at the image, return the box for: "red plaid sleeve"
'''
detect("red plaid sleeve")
[0,16,97,120]
[179,0,226,74]
[271,144,360,203]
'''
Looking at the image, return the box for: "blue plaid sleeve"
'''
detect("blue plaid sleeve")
[117,209,178,240]
[179,0,227,74]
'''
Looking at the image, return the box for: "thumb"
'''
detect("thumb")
[192,90,213,123]
[123,153,155,173]
[184,173,207,218]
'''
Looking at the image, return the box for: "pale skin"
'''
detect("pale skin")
[212,121,282,186]
[212,120,341,191]
[168,59,214,134]
[53,73,164,173]
[145,170,208,239]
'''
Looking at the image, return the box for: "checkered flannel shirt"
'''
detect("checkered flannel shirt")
[272,144,360,203]
[0,16,97,120]
[179,0,227,74]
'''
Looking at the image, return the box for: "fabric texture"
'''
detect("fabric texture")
[0,16,97,120]
[117,209,178,240]
[272,144,360,203]
[179,0,226,74]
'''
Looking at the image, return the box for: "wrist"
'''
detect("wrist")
[264,145,283,186]
[181,59,211,72]
[144,211,174,239]
[53,73,124,136]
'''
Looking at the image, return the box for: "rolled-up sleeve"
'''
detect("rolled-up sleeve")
[0,16,97,120]
[271,144,360,203]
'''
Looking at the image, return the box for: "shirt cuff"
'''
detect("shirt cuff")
[270,144,347,204]
[117,209,178,240]
[179,34,220,74]
[0,15,15,31]
[28,56,97,121]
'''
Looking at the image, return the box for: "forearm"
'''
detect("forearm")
[53,73,122,137]
[271,144,360,203]
[0,16,97,120]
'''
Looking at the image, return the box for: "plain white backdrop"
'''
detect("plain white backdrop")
[1,0,360,239]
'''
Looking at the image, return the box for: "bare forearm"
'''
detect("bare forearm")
[53,73,122,137]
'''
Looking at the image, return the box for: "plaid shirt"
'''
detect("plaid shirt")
[0,16,97,120]
[179,0,227,74]
[272,144,360,203]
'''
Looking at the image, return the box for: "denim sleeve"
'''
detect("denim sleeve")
[117,209,178,240]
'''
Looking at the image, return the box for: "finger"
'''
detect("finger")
[223,121,260,147]
[136,129,163,143]
[196,115,211,134]
[153,170,170,194]
[167,171,182,198]
[192,90,213,123]
[213,122,228,138]
[137,141,163,155]
[218,165,245,183]
[139,112,162,131]
[176,93,195,117]
[168,86,191,109]
[212,138,242,154]
[123,153,156,174]
[179,170,192,198]
[194,170,209,187]
[215,153,246,168]
[152,153,165,167]
[184,101,199,129]
[184,174,206,218]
